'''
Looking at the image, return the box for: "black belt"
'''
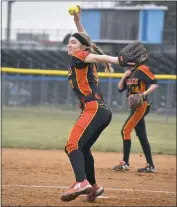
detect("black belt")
[80,94,103,104]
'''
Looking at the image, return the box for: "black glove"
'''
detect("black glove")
[118,41,149,67]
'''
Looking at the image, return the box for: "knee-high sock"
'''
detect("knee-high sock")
[123,139,131,165]
[69,149,86,182]
[82,150,96,185]
[139,138,154,166]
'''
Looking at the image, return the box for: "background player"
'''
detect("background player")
[113,65,159,173]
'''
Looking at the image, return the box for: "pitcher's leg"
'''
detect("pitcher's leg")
[61,102,100,202]
[65,101,100,182]
[82,108,112,184]
[82,107,112,202]
[82,150,95,185]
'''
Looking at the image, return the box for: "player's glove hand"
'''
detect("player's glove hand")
[128,93,144,110]
[118,41,149,67]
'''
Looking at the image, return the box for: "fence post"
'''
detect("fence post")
[164,79,171,123]
[40,63,46,105]
[28,57,32,106]
[53,81,58,105]
[107,76,112,108]
[1,74,5,106]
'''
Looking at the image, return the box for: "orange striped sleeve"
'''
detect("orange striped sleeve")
[73,50,89,61]
[138,65,155,80]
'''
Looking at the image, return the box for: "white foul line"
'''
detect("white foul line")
[2,184,176,194]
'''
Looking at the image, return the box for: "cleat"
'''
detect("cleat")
[60,179,93,202]
[112,161,129,171]
[137,164,156,173]
[86,184,104,202]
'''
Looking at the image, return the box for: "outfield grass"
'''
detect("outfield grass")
[2,106,176,155]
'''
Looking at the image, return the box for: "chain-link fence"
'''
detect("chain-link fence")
[2,73,176,122]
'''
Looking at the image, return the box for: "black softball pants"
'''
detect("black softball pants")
[65,100,112,183]
[121,101,154,166]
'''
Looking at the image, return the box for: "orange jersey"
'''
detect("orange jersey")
[119,65,158,96]
[68,50,102,101]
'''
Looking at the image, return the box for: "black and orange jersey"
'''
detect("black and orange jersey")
[119,65,158,98]
[68,50,102,101]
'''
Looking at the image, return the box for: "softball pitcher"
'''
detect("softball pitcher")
[60,6,149,202]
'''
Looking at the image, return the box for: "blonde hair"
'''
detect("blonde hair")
[76,32,114,73]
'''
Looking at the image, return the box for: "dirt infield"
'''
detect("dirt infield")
[2,148,176,206]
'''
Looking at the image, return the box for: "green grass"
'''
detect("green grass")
[2,106,176,155]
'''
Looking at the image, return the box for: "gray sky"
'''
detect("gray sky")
[2,1,84,40]
[2,1,117,40]
[2,1,115,41]
[2,1,82,29]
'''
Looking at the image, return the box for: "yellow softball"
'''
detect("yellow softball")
[68,5,79,15]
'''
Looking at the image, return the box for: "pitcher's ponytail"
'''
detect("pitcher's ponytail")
[91,43,114,73]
